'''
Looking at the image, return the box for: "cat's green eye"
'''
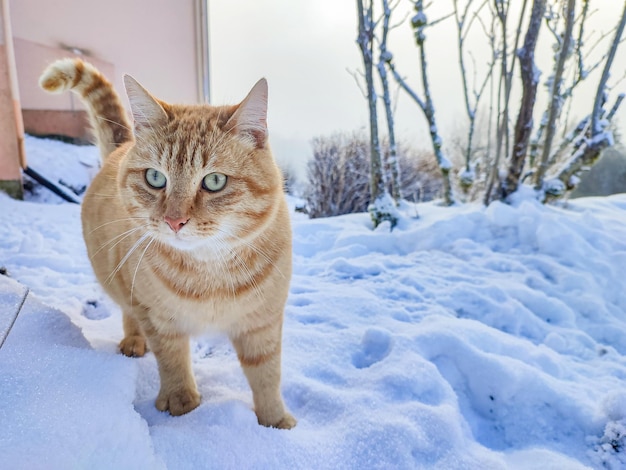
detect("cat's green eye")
[202,172,227,192]
[145,168,167,189]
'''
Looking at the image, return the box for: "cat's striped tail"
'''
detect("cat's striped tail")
[39,58,132,160]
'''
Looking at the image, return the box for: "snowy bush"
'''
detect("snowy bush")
[304,131,443,218]
[279,163,301,197]
[304,132,370,219]
[396,146,443,203]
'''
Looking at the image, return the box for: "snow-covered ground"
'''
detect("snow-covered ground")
[2,135,626,469]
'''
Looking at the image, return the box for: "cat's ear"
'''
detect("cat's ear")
[225,78,268,149]
[123,75,168,131]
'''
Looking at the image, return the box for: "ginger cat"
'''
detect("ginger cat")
[39,58,295,429]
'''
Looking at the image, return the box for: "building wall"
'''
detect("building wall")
[0,44,20,171]
[0,0,206,197]
[0,0,23,198]
[13,38,115,141]
[10,0,199,112]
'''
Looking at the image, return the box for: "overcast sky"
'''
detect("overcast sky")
[209,1,626,176]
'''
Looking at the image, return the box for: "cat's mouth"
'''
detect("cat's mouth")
[156,219,232,252]
[163,233,204,251]
[159,229,224,252]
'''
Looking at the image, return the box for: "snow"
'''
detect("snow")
[411,12,427,28]
[543,178,566,197]
[2,136,626,469]
[368,191,400,229]
[439,153,452,170]
[379,50,393,63]
[590,130,615,148]
[21,135,100,204]
[459,168,476,187]
[532,63,542,85]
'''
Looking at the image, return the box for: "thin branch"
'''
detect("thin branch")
[378,0,402,201]
[429,11,455,28]
[500,0,547,200]
[357,0,395,227]
[535,0,576,191]
[592,0,626,135]
[576,0,589,82]
[606,93,625,121]
[387,60,427,111]
[552,4,626,193]
[347,68,368,98]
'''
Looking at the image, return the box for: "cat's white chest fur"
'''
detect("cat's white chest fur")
[128,248,260,335]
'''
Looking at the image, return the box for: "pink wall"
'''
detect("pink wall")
[1,0,202,193]
[15,38,115,112]
[10,0,199,109]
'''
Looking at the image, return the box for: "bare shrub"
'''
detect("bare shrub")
[397,147,443,203]
[305,132,370,219]
[279,163,300,197]
[304,131,444,218]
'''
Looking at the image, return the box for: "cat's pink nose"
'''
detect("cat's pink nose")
[164,216,189,233]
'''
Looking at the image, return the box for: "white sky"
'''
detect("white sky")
[209,1,626,176]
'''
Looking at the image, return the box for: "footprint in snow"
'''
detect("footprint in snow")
[82,299,110,320]
[352,328,392,369]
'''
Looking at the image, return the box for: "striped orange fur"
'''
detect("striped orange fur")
[39,58,295,429]
[39,59,132,159]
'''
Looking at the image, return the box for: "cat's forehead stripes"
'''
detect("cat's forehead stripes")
[150,107,240,171]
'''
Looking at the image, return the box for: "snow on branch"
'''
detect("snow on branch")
[549,1,626,195]
[356,0,398,229]
[500,0,547,201]
[377,0,403,202]
[386,0,455,206]
[533,0,576,191]
[453,0,493,193]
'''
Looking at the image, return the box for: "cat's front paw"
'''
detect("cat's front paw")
[259,412,297,430]
[119,335,147,357]
[156,388,201,416]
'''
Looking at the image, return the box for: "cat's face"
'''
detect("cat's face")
[118,78,282,252]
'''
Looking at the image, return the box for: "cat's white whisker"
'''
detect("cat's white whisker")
[105,232,151,284]
[130,235,156,307]
[218,241,266,303]
[198,234,262,302]
[86,194,117,199]
[234,257,266,302]
[213,227,286,280]
[88,217,148,235]
[212,239,238,302]
[90,225,147,259]
[96,115,133,133]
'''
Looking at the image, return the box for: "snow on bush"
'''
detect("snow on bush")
[304,131,443,218]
